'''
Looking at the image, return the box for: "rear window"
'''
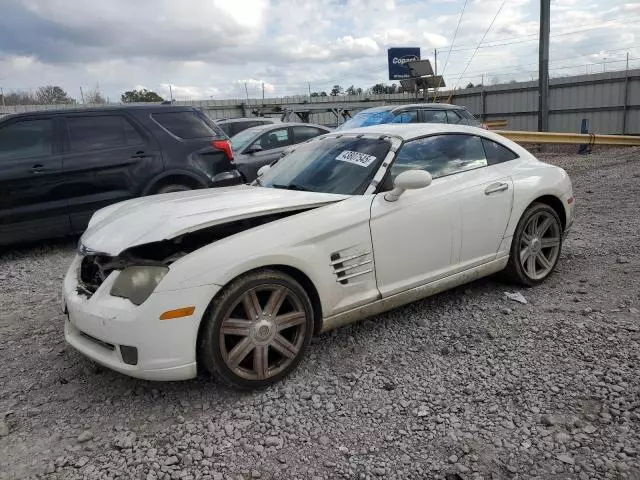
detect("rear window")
[152,111,222,139]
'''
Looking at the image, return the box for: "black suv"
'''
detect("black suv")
[0,105,241,246]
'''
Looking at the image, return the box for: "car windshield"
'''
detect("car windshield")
[259,136,392,195]
[229,127,264,151]
[336,109,395,130]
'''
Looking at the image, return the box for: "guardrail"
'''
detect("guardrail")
[494,130,640,146]
[484,120,508,129]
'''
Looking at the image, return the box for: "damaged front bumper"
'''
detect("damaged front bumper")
[62,255,220,381]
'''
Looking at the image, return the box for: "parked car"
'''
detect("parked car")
[214,117,280,137]
[0,105,242,246]
[336,103,485,130]
[63,122,574,389]
[230,122,331,181]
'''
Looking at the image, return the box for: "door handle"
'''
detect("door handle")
[30,164,48,174]
[484,182,509,195]
[130,151,149,159]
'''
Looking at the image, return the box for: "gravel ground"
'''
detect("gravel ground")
[1,147,639,480]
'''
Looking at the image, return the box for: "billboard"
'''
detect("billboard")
[387,47,421,80]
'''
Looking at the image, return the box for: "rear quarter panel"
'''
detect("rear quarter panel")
[496,155,573,237]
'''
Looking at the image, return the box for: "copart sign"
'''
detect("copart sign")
[387,47,421,80]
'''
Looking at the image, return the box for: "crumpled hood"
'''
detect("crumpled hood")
[80,185,349,255]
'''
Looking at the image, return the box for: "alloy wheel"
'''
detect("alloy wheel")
[519,211,561,280]
[219,285,308,381]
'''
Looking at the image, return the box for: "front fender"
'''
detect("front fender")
[155,196,379,318]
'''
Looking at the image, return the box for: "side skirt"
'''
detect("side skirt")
[320,256,509,332]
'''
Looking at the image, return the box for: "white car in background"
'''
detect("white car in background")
[62,124,575,389]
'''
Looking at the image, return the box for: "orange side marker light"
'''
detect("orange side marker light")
[160,306,196,320]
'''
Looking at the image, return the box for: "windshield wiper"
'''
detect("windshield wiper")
[271,183,309,191]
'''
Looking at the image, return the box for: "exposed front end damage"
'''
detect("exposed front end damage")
[77,209,316,298]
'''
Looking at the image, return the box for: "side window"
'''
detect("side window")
[0,119,54,160]
[391,111,418,124]
[481,138,519,165]
[420,110,448,124]
[67,116,143,152]
[446,111,464,124]
[293,126,325,142]
[256,128,290,151]
[218,123,232,136]
[151,111,218,139]
[389,134,488,182]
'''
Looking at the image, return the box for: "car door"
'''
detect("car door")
[369,133,513,297]
[0,116,71,245]
[61,112,162,233]
[240,126,293,180]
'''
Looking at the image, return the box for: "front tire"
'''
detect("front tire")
[504,202,563,287]
[199,269,314,389]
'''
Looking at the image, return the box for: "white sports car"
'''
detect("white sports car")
[62,123,575,389]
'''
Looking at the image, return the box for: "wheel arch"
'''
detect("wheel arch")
[142,170,209,195]
[529,194,567,231]
[194,264,324,371]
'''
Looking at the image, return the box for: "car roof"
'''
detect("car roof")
[238,122,329,134]
[0,104,203,121]
[216,117,278,124]
[356,103,467,114]
[330,122,488,141]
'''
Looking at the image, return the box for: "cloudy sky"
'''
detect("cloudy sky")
[0,0,639,102]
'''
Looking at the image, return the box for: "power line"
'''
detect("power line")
[447,0,507,101]
[441,16,640,51]
[433,0,469,98]
[438,18,640,56]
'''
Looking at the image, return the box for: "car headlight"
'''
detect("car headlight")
[110,266,169,306]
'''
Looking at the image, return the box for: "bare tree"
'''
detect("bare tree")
[1,90,37,106]
[84,85,107,104]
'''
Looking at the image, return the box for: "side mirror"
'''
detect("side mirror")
[257,164,270,177]
[245,144,263,154]
[384,170,432,202]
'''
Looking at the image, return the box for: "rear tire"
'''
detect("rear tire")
[155,184,193,194]
[503,202,563,287]
[198,269,314,390]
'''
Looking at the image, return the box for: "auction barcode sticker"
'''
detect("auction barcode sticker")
[335,150,377,167]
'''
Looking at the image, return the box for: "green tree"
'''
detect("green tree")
[121,89,164,103]
[36,85,74,104]
[330,85,343,96]
[466,82,475,89]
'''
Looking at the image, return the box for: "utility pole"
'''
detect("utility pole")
[79,86,85,104]
[434,49,438,76]
[244,82,249,102]
[308,83,311,97]
[0,87,5,108]
[538,0,550,132]
[169,85,173,102]
[262,82,265,102]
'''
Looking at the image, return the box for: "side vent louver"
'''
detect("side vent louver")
[330,247,374,285]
